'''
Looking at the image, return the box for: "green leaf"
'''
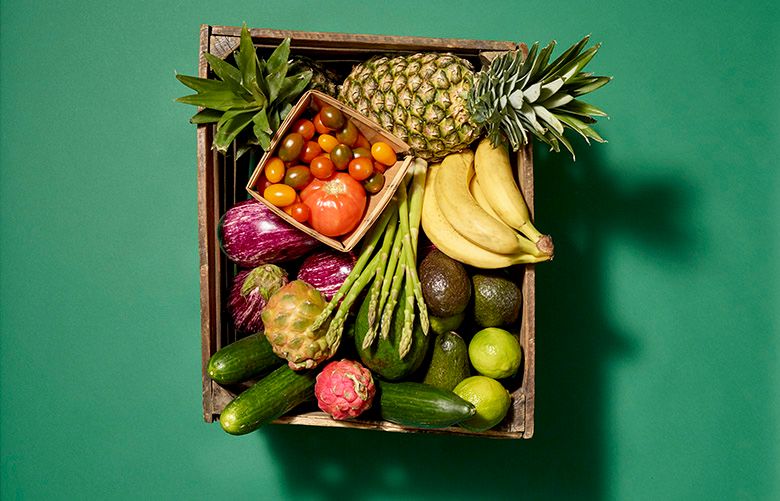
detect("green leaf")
[527,40,556,84]
[571,76,612,96]
[203,53,244,95]
[560,99,608,118]
[214,109,257,153]
[252,109,272,134]
[265,38,291,101]
[541,92,574,109]
[557,44,601,83]
[189,108,222,124]
[236,25,263,102]
[533,105,564,135]
[556,113,606,143]
[545,124,575,159]
[176,90,254,111]
[542,35,591,82]
[276,71,312,104]
[176,74,229,93]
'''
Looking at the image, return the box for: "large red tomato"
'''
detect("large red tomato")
[300,173,367,237]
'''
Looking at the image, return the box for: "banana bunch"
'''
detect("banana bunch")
[421,139,553,269]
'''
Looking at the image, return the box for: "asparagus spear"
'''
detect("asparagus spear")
[362,212,399,349]
[397,175,429,335]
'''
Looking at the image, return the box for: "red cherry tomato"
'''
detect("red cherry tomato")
[355,133,371,150]
[371,141,397,166]
[372,160,386,174]
[293,119,316,141]
[264,183,297,207]
[288,202,311,223]
[300,141,322,164]
[313,113,331,135]
[310,155,335,179]
[265,157,286,183]
[300,173,367,237]
[257,172,273,194]
[348,157,374,181]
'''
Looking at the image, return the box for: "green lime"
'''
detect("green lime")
[452,376,511,431]
[468,327,522,379]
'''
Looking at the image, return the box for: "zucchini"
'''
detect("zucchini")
[207,334,282,385]
[377,381,476,429]
[219,365,316,435]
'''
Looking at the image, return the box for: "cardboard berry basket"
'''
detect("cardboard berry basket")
[195,25,537,439]
[246,90,414,252]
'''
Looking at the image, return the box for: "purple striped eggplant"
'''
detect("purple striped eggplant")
[219,200,320,267]
[228,264,289,333]
[296,249,356,301]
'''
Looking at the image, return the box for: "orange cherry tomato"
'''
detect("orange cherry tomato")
[293,119,316,141]
[313,113,332,135]
[264,183,297,207]
[310,155,335,179]
[300,141,322,164]
[265,157,286,183]
[317,134,339,153]
[371,142,397,166]
[355,133,371,150]
[348,157,374,181]
[372,160,386,174]
[301,173,367,237]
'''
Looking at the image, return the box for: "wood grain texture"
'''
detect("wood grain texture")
[196,25,536,438]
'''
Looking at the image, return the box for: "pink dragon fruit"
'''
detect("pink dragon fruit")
[315,359,376,420]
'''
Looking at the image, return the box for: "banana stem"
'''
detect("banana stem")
[311,203,395,331]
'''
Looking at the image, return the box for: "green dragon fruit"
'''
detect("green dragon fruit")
[260,280,335,370]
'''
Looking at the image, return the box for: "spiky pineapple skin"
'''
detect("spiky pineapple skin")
[260,280,333,370]
[339,53,480,162]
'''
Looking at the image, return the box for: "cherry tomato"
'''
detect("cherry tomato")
[284,165,313,190]
[355,133,371,150]
[288,202,311,223]
[310,155,335,179]
[371,141,397,166]
[348,157,374,181]
[320,105,345,129]
[331,144,353,171]
[257,172,273,194]
[301,173,367,237]
[264,183,297,207]
[335,120,359,147]
[283,195,302,216]
[278,133,305,162]
[313,113,331,134]
[352,147,371,159]
[265,157,286,183]
[300,141,322,164]
[317,134,339,153]
[372,160,386,174]
[293,119,316,141]
[363,172,386,194]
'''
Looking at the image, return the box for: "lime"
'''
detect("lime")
[452,376,511,431]
[468,327,522,379]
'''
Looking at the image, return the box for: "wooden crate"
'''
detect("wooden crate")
[196,25,537,439]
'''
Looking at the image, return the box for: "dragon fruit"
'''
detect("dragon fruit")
[260,280,335,370]
[315,359,376,420]
[228,265,289,333]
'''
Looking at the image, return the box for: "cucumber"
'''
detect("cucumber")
[207,334,282,385]
[377,380,476,429]
[219,365,316,435]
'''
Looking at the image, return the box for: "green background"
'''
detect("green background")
[1,0,778,499]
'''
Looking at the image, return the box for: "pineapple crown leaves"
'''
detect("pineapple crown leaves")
[467,35,612,159]
[175,24,312,157]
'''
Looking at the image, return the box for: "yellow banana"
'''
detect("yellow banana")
[422,164,550,268]
[469,175,502,221]
[474,139,554,256]
[435,151,524,255]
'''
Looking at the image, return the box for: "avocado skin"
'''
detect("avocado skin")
[419,250,472,318]
[472,273,522,328]
[422,331,470,391]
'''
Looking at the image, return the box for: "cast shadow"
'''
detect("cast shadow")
[260,142,699,501]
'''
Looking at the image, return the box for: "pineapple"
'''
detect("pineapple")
[339,36,611,161]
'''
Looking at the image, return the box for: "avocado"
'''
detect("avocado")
[423,331,470,391]
[419,250,471,318]
[472,273,522,328]
[429,312,465,335]
[353,293,430,381]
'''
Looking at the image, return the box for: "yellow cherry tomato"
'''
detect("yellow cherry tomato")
[371,142,397,166]
[265,157,286,183]
[317,134,339,153]
[264,183,297,207]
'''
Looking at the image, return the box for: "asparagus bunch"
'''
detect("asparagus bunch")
[312,159,429,359]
